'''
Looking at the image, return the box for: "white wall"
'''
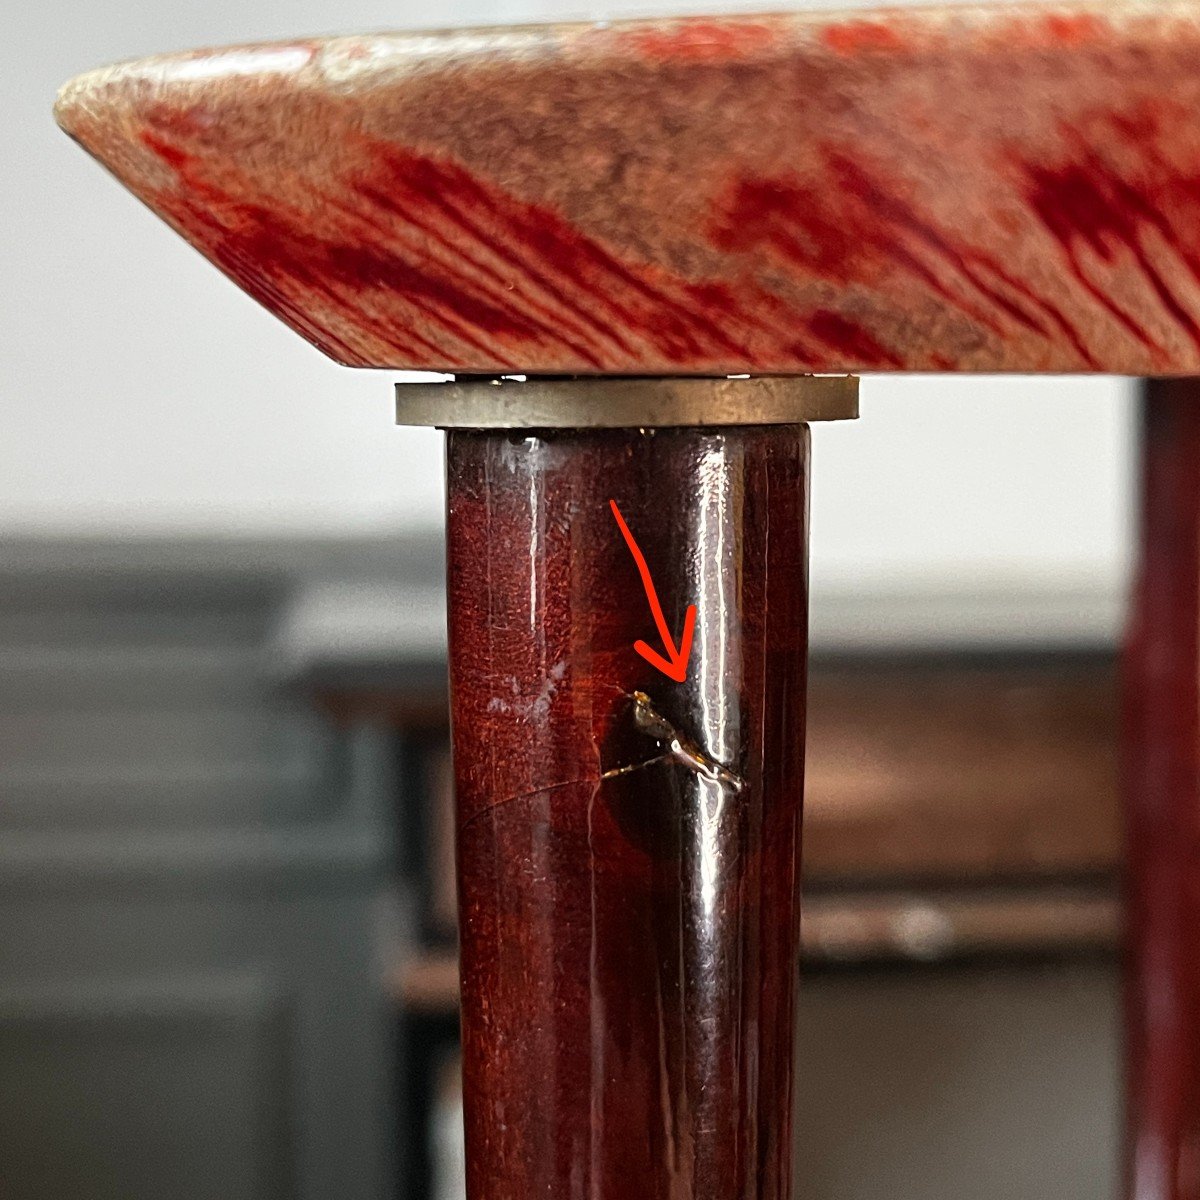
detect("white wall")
[3,0,1132,613]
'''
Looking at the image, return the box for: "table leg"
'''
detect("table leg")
[1125,378,1200,1200]
[445,424,810,1199]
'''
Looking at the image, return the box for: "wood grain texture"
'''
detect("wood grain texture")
[446,426,809,1200]
[54,2,1200,376]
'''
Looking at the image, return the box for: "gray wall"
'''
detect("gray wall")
[797,962,1119,1200]
[0,542,403,1200]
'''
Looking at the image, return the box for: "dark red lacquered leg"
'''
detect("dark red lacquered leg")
[446,424,810,1200]
[1125,380,1200,1200]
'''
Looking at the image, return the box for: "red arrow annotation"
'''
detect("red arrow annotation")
[609,499,697,684]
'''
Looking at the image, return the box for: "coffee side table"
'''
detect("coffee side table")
[56,5,1200,1196]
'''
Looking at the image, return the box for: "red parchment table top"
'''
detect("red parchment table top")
[54,2,1200,376]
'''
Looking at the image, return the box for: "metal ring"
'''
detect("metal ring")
[395,375,858,429]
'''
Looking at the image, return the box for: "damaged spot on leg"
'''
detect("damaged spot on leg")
[602,690,746,791]
[601,752,671,780]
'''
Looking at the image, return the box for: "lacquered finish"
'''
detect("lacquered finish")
[1124,380,1200,1200]
[446,426,810,1199]
[56,2,1200,376]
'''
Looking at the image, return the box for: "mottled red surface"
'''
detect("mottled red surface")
[1124,382,1200,1200]
[55,2,1200,375]
[447,426,809,1198]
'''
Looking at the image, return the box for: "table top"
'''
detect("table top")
[55,2,1200,376]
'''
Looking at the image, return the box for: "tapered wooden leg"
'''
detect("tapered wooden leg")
[446,424,810,1200]
[1124,379,1200,1200]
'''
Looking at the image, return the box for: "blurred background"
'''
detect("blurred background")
[3,0,1129,1197]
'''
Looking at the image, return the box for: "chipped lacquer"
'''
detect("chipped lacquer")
[447,425,809,1199]
[54,1,1200,376]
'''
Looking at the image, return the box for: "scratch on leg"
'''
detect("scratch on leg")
[601,691,746,792]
